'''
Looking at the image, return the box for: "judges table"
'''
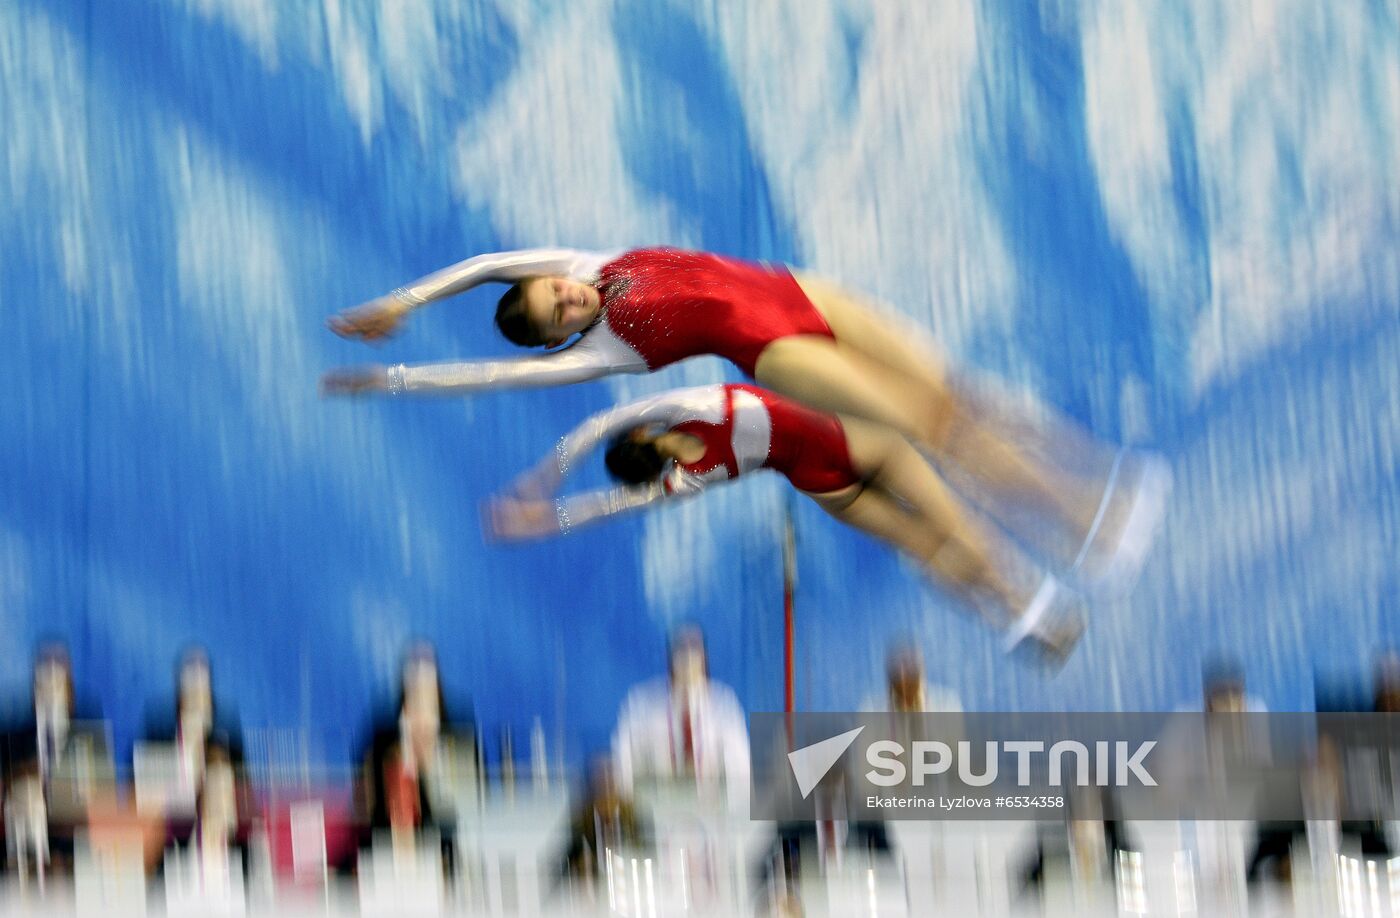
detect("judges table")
[2,812,1390,915]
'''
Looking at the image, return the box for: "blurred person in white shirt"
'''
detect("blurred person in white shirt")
[612,624,749,810]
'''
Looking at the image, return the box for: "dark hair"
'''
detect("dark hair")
[668,623,709,678]
[1202,656,1245,693]
[494,282,546,347]
[669,623,707,658]
[605,431,667,484]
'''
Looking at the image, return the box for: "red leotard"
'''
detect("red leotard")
[671,385,860,494]
[597,249,836,376]
[753,387,861,494]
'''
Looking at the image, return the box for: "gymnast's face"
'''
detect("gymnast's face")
[522,276,601,346]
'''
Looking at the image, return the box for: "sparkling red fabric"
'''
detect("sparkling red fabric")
[597,248,835,376]
[671,384,861,494]
[748,385,861,494]
[673,387,741,480]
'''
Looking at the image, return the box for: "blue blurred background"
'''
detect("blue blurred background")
[2,0,1396,767]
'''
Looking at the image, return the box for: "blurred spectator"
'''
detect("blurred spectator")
[142,648,245,833]
[1018,787,1135,900]
[1238,656,1400,886]
[1334,653,1400,856]
[757,646,908,894]
[612,624,749,809]
[1373,652,1400,713]
[190,744,252,874]
[865,642,962,714]
[1189,657,1270,770]
[355,643,474,872]
[1280,650,1400,885]
[1,642,111,874]
[1202,658,1267,714]
[888,652,950,713]
[146,647,244,765]
[136,648,251,876]
[760,816,892,888]
[755,751,892,899]
[554,755,650,885]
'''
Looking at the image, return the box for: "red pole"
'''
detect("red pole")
[783,511,796,742]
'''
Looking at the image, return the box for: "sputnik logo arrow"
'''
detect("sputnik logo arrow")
[787,726,865,799]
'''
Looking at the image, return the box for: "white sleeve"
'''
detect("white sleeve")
[388,327,645,395]
[546,461,718,534]
[552,387,716,482]
[552,481,671,534]
[392,248,615,306]
[508,385,716,499]
[390,349,608,395]
[506,386,722,531]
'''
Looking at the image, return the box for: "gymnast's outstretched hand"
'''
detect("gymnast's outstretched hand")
[483,496,558,542]
[320,365,390,396]
[327,294,411,342]
[506,460,564,503]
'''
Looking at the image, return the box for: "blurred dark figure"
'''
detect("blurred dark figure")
[755,639,933,900]
[1200,657,1270,770]
[1340,652,1400,855]
[754,741,891,899]
[1203,658,1259,714]
[146,647,245,762]
[354,643,474,874]
[144,648,245,841]
[1247,653,1400,885]
[873,641,963,766]
[1245,821,1308,885]
[888,643,924,712]
[1196,658,1298,887]
[755,815,889,913]
[760,817,892,889]
[189,744,254,876]
[554,755,650,886]
[1373,652,1400,713]
[2,644,100,779]
[1,642,111,875]
[882,642,962,714]
[1019,786,1135,898]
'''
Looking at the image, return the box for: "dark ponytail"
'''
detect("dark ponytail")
[605,431,666,484]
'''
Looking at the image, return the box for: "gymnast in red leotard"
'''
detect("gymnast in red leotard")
[482,382,1086,661]
[325,248,833,386]
[323,246,1170,597]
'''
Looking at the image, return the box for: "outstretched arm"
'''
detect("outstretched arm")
[391,248,611,307]
[506,386,717,499]
[320,352,611,397]
[482,386,724,538]
[485,482,672,541]
[321,331,648,398]
[328,248,613,342]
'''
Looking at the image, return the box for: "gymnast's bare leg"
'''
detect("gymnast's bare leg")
[809,417,1084,661]
[754,276,1169,590]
